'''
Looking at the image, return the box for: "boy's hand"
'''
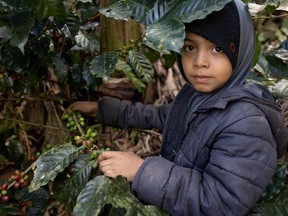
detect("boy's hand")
[97,151,144,182]
[63,101,98,118]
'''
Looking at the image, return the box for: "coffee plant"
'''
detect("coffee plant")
[0,0,288,215]
[26,111,167,215]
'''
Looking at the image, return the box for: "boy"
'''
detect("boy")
[66,0,288,215]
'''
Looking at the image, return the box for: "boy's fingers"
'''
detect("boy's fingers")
[97,151,115,162]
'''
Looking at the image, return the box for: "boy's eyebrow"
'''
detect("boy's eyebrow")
[183,37,194,43]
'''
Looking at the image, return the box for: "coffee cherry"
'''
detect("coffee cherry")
[1,190,7,196]
[92,161,98,169]
[1,183,8,191]
[90,132,97,138]
[12,175,20,181]
[11,73,22,81]
[74,136,81,141]
[14,182,20,189]
[1,195,9,203]
[36,152,41,158]
[18,178,25,185]
[86,140,93,148]
[46,144,52,150]
[14,170,21,176]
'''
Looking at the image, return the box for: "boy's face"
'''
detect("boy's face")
[181,32,233,93]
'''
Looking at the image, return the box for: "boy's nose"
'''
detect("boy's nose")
[194,52,208,68]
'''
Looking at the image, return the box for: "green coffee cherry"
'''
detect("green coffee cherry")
[1,190,7,196]
[74,136,81,141]
[92,161,98,169]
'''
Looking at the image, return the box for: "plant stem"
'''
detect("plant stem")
[72,113,86,137]
[3,117,69,131]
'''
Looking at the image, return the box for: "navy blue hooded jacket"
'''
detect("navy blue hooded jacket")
[97,0,288,215]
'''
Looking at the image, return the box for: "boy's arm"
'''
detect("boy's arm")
[97,96,171,131]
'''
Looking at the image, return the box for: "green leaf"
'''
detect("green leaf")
[65,12,81,37]
[144,0,232,53]
[162,53,176,68]
[89,52,118,80]
[100,0,175,24]
[99,0,130,21]
[4,135,24,167]
[20,188,49,216]
[145,17,185,53]
[253,203,288,216]
[0,0,19,10]
[274,185,288,203]
[280,38,288,50]
[0,10,34,52]
[51,53,68,82]
[0,45,29,71]
[163,0,232,23]
[266,54,288,79]
[136,0,177,25]
[143,44,161,63]
[73,175,111,216]
[71,64,84,83]
[74,176,168,216]
[34,0,67,21]
[253,34,261,67]
[128,50,154,83]
[29,36,51,58]
[28,143,81,192]
[125,0,156,24]
[117,59,146,93]
[75,30,100,52]
[270,79,288,99]
[78,5,100,22]
[53,154,93,204]
[258,164,286,203]
[0,26,12,45]
[274,48,288,62]
[254,54,269,79]
[265,4,277,16]
[82,60,101,89]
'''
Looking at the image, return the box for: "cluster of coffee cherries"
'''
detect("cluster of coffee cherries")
[63,111,85,131]
[63,111,106,168]
[118,39,142,58]
[89,148,110,169]
[0,170,28,203]
[73,128,97,148]
[63,111,98,148]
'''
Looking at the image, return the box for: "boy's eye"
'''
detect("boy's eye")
[213,47,223,53]
[184,45,194,52]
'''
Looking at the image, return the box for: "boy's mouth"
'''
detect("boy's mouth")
[192,75,211,83]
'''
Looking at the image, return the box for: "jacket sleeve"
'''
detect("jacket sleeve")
[131,114,278,216]
[97,96,171,131]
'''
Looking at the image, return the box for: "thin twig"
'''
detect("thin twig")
[252,13,288,20]
[3,117,69,131]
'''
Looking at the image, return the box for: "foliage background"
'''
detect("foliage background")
[0,0,288,215]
